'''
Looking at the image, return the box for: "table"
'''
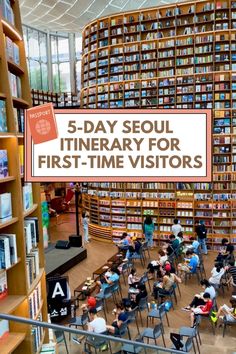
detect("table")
[107,253,124,264]
[92,263,112,279]
[74,279,97,300]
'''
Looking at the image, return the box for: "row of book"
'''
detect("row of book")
[29,282,42,319]
[0,99,25,133]
[0,0,14,25]
[23,183,33,211]
[5,36,20,64]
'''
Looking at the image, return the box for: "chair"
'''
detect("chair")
[179,316,201,354]
[198,259,206,280]
[141,241,151,261]
[139,271,151,292]
[126,307,140,336]
[95,298,107,320]
[137,296,149,326]
[113,320,129,339]
[147,302,170,328]
[95,285,113,313]
[141,323,166,347]
[222,316,236,337]
[54,330,69,354]
[196,309,215,335]
[68,311,89,340]
[184,269,201,285]
[84,331,112,354]
[121,336,146,354]
[110,280,122,303]
[155,285,177,308]
[120,261,132,285]
[171,337,194,352]
[129,247,145,268]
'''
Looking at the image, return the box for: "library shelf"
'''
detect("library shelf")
[33,300,44,321]
[0,176,15,183]
[0,257,21,272]
[0,295,26,314]
[27,268,44,295]
[23,204,38,218]
[0,1,48,352]
[36,330,46,354]
[0,332,26,354]
[7,59,24,76]
[0,217,18,230]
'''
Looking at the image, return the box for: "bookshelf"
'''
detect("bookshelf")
[81,0,236,250]
[83,183,236,250]
[31,89,80,108]
[0,1,47,353]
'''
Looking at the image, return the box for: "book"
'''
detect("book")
[5,36,13,61]
[25,217,39,243]
[24,223,33,254]
[0,271,7,299]
[1,234,17,265]
[24,220,37,248]
[0,319,9,340]
[0,193,12,221]
[0,99,7,132]
[19,145,24,174]
[22,183,33,211]
[13,42,20,65]
[0,150,8,178]
[0,0,14,24]
[0,236,11,269]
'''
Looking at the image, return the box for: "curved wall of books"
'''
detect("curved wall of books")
[81,0,236,249]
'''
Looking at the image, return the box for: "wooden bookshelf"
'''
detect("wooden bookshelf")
[81,0,236,250]
[0,1,48,353]
[83,183,236,249]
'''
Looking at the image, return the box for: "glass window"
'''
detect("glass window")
[76,60,82,91]
[59,62,71,92]
[28,28,40,61]
[29,60,41,90]
[58,37,69,62]
[52,63,60,92]
[39,32,47,63]
[41,63,49,91]
[51,35,58,64]
[75,35,82,60]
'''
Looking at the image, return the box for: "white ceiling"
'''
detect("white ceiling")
[19,0,180,33]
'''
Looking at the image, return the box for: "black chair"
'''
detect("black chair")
[141,241,151,261]
[121,336,146,354]
[139,271,151,292]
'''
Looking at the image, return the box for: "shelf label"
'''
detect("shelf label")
[25,107,212,182]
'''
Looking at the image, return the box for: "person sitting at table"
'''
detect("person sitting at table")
[184,236,200,255]
[106,302,128,334]
[96,266,120,292]
[153,269,181,300]
[130,283,148,309]
[114,232,131,251]
[163,234,180,256]
[147,249,168,279]
[80,296,97,313]
[128,268,140,288]
[125,237,142,260]
[177,249,198,280]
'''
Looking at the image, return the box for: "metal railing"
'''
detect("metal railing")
[0,313,187,353]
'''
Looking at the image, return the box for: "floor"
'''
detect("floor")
[48,213,236,353]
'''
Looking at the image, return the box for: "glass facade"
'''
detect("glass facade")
[23,25,82,93]
[23,26,49,91]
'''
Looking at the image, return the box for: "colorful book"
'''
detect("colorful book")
[0,271,7,300]
[0,319,9,340]
[0,150,8,178]
[0,193,12,221]
[0,236,11,269]
[0,99,7,132]
[1,234,17,265]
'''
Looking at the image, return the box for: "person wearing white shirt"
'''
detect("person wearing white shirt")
[87,308,107,333]
[172,219,182,238]
[209,263,225,286]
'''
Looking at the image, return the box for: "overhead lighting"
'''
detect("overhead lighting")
[1,19,22,41]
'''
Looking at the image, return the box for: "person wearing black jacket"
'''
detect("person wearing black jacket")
[195,220,207,255]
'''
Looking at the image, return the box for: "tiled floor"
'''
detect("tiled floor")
[49,213,236,353]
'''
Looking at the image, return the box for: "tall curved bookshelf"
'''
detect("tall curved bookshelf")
[81,0,236,248]
[0,1,47,353]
